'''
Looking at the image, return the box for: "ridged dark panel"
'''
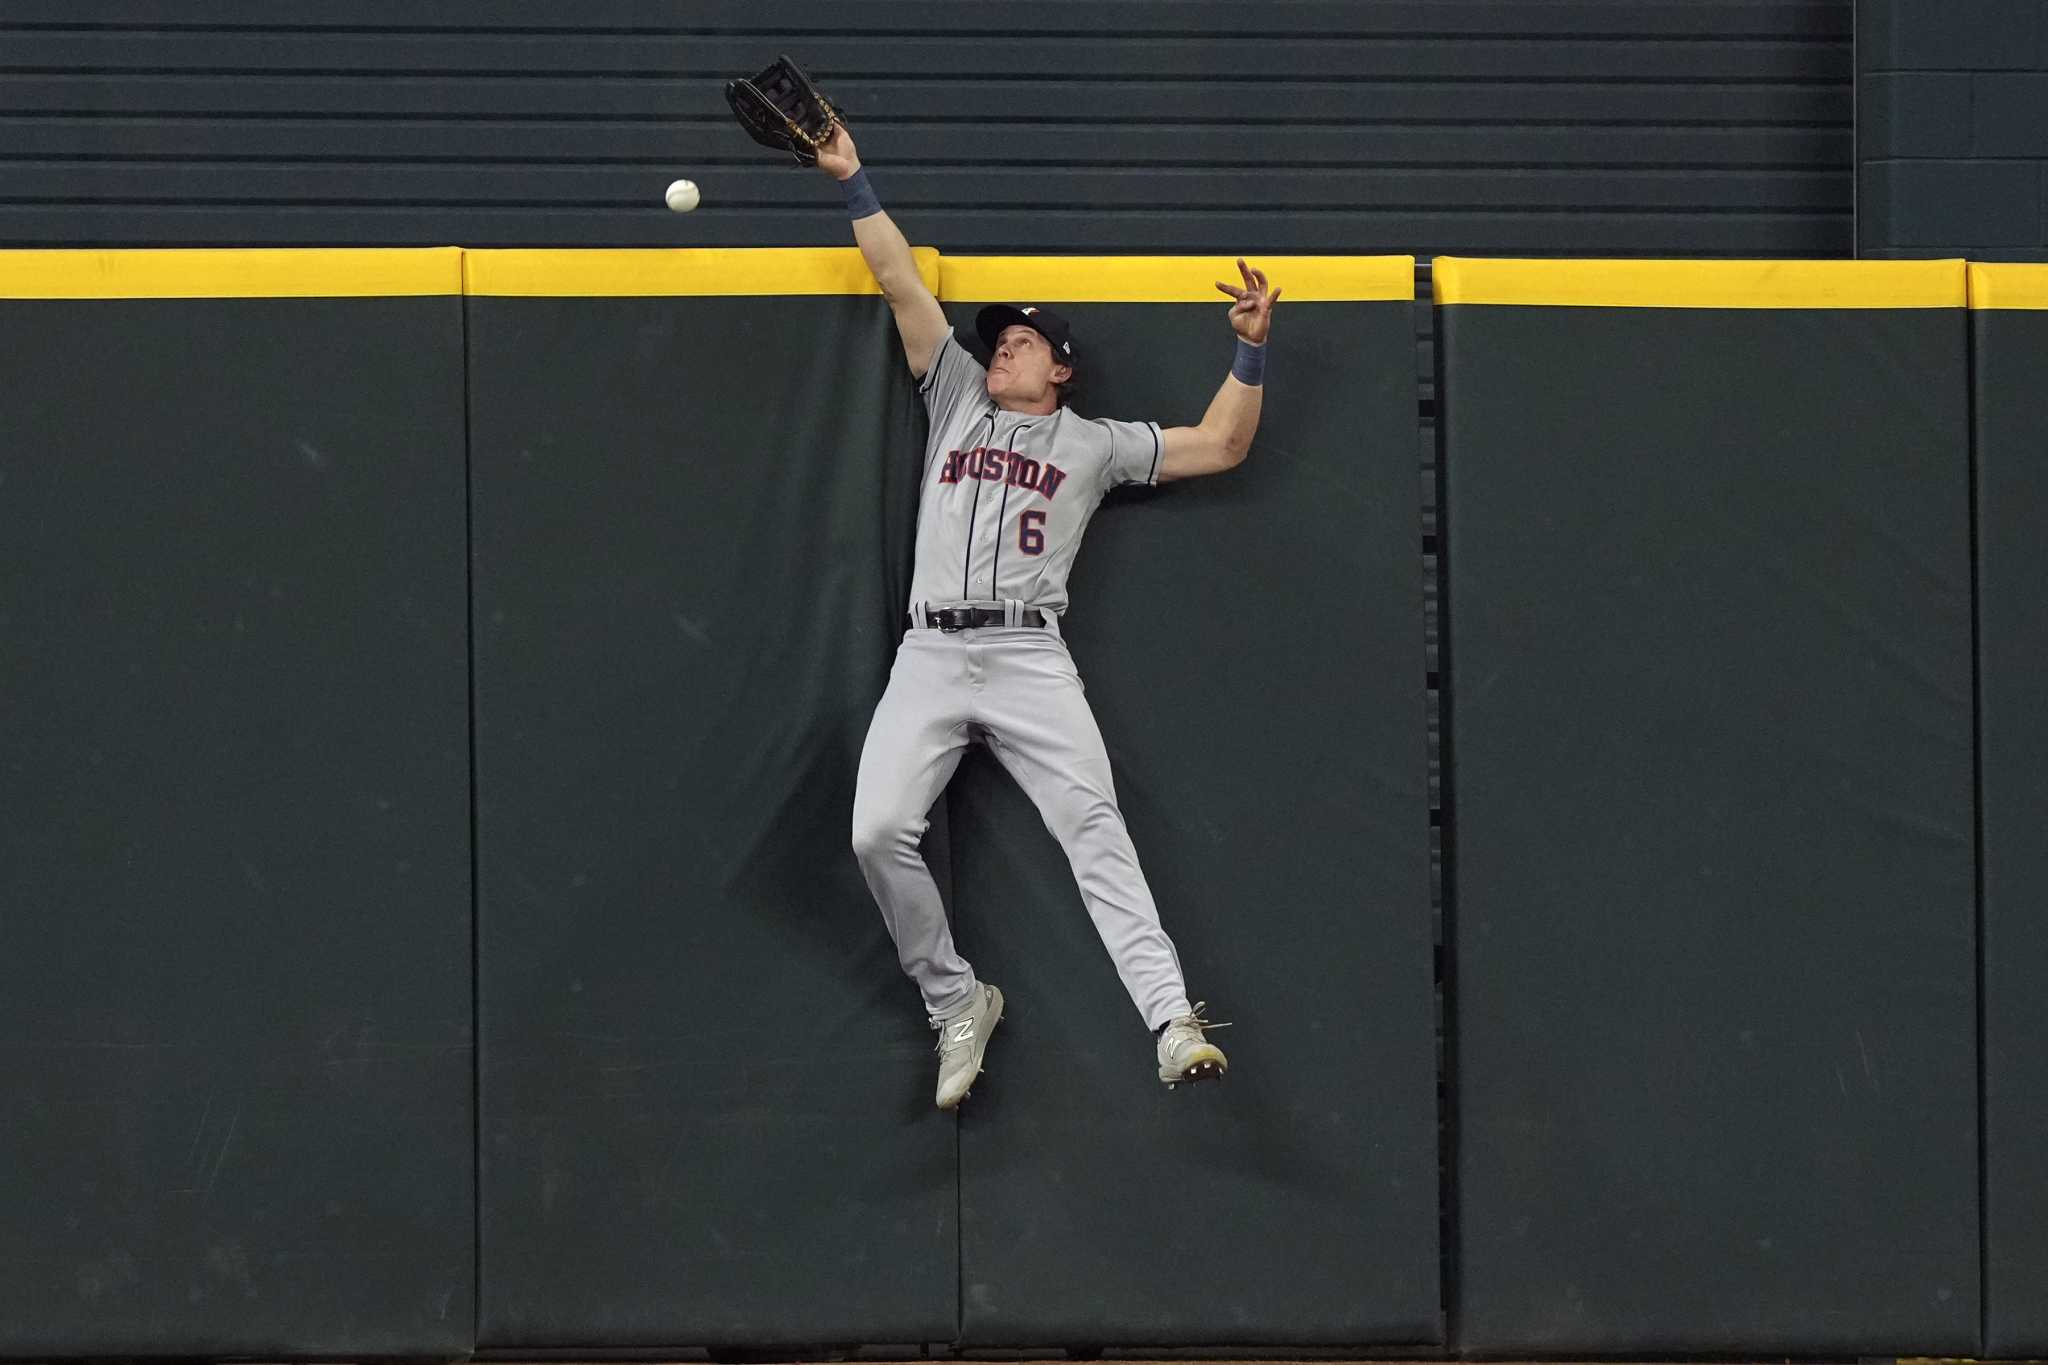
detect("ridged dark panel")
[0,1,1851,31]
[0,1,1851,256]
[0,80,1849,124]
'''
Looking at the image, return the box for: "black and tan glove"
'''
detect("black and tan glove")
[724,55,844,167]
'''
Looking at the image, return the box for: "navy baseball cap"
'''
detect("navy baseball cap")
[976,304,1077,373]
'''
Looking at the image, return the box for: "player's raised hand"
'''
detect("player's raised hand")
[1216,258,1280,344]
[815,123,861,181]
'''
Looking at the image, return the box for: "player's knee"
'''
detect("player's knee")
[851,806,915,865]
[1053,794,1124,848]
[849,814,886,864]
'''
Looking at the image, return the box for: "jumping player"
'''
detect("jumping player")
[820,124,1279,1109]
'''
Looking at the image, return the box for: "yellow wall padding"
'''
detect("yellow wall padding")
[1969,262,2048,310]
[0,247,464,299]
[462,247,940,297]
[938,255,1414,303]
[1434,257,1966,309]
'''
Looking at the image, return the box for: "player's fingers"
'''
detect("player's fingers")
[1269,286,1283,306]
[1239,258,1257,287]
[1216,280,1246,299]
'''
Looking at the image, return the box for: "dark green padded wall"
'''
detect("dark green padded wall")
[0,288,473,1355]
[468,282,954,1348]
[1438,278,1977,1353]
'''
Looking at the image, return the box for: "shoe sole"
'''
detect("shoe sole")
[936,985,1004,1110]
[1159,1045,1227,1088]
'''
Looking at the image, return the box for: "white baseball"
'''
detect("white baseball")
[664,178,701,213]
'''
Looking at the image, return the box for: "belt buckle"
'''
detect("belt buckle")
[934,608,968,633]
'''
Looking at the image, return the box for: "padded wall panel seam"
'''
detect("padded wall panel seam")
[1972,269,2048,1356]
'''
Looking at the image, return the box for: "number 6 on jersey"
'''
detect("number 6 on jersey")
[1019,509,1046,556]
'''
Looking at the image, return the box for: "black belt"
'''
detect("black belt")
[919,605,1045,632]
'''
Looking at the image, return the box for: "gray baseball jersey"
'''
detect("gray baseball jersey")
[853,328,1198,1044]
[910,330,1161,618]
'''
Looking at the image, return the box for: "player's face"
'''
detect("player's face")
[987,325,1072,404]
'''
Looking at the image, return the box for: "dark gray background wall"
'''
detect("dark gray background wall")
[0,1,1850,257]
[1858,0,2048,260]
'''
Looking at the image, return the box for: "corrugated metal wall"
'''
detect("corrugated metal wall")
[0,0,1851,256]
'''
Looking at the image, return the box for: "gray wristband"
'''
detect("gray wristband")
[840,167,881,220]
[1231,337,1266,386]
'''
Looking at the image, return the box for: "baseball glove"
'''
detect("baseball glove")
[724,55,844,167]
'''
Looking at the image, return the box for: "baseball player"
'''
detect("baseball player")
[818,125,1278,1110]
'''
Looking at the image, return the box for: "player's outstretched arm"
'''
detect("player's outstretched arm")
[815,125,950,379]
[1158,259,1280,483]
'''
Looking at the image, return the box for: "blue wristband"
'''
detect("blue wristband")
[1231,337,1266,386]
[839,167,882,220]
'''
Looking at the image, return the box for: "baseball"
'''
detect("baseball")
[664,178,700,213]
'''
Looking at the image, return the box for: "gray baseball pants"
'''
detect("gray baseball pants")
[851,620,1195,1031]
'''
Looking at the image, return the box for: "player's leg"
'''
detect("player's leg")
[851,632,981,1022]
[973,632,1195,1032]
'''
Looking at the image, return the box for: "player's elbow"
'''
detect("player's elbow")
[875,264,929,307]
[1208,426,1251,473]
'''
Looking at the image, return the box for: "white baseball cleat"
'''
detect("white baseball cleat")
[933,982,1004,1110]
[1157,1002,1231,1087]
